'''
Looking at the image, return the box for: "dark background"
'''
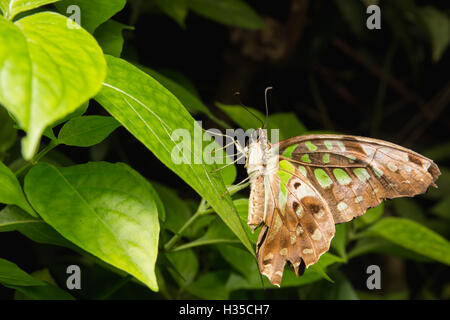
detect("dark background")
[1,0,449,300]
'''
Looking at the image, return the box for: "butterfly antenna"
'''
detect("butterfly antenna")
[263,86,272,129]
[234,92,264,128]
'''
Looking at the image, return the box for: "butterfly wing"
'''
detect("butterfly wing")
[256,134,440,286]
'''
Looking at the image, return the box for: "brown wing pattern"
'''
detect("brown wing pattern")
[255,134,440,286]
[256,164,336,286]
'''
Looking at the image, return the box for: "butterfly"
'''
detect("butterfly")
[240,128,440,287]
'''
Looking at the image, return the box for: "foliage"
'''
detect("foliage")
[0,0,449,300]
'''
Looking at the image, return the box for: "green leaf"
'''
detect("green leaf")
[94,20,133,57]
[0,205,76,248]
[417,6,450,62]
[188,0,265,30]
[348,236,432,262]
[0,107,17,161]
[0,0,60,20]
[331,223,347,261]
[24,162,161,291]
[0,258,44,286]
[57,116,120,147]
[392,198,426,222]
[13,269,75,300]
[362,217,450,265]
[172,218,239,251]
[140,66,212,116]
[0,12,107,160]
[0,161,35,216]
[186,270,230,299]
[353,202,384,229]
[153,182,191,231]
[268,112,307,140]
[155,0,188,27]
[165,249,198,286]
[431,197,450,221]
[95,55,253,255]
[301,271,358,300]
[55,0,126,33]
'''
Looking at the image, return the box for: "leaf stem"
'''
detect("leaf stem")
[14,140,59,177]
[164,199,209,251]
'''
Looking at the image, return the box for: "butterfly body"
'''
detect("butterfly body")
[244,130,440,287]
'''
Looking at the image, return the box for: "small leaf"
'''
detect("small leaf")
[186,270,230,299]
[155,0,188,27]
[94,20,133,57]
[0,0,60,20]
[0,161,35,216]
[0,258,44,286]
[57,116,120,147]
[24,162,161,291]
[417,6,450,62]
[95,55,253,255]
[188,0,265,30]
[0,12,107,159]
[55,0,126,33]
[362,217,450,265]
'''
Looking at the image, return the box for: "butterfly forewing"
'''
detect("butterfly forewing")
[253,134,440,287]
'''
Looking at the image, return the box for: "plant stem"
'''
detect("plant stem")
[164,199,209,252]
[14,140,59,177]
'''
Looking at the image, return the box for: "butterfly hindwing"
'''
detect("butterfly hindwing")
[256,160,336,286]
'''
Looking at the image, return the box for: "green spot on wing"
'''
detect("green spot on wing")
[324,140,333,150]
[337,141,346,151]
[322,153,330,164]
[298,166,307,176]
[282,144,298,158]
[353,168,370,182]
[314,169,333,189]
[333,168,352,185]
[305,141,317,151]
[301,154,311,163]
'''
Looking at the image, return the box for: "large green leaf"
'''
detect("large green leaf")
[188,0,265,30]
[55,0,126,33]
[95,55,253,255]
[24,162,161,291]
[362,217,450,265]
[0,161,35,216]
[57,116,120,147]
[0,12,106,160]
[0,0,60,20]
[141,66,212,116]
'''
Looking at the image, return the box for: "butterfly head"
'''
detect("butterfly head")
[246,128,276,177]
